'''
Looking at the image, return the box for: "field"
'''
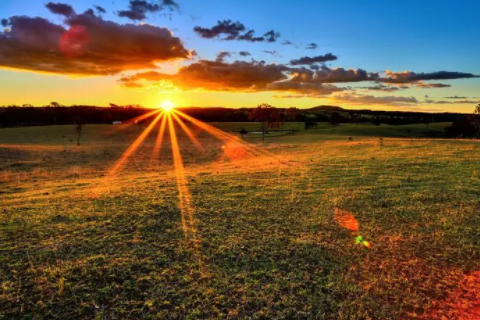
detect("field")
[1,122,480,319]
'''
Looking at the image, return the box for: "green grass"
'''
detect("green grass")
[1,123,479,319]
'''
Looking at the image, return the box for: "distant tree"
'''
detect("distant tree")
[349,112,359,125]
[475,104,480,116]
[445,115,479,138]
[304,116,317,130]
[371,117,382,126]
[240,127,248,139]
[285,107,299,121]
[329,112,341,130]
[75,116,83,146]
[50,101,60,108]
[285,107,300,131]
[248,103,284,141]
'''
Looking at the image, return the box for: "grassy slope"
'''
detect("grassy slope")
[1,123,479,319]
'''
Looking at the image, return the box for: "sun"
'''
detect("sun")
[160,100,175,112]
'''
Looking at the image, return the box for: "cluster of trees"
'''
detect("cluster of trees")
[445,104,480,138]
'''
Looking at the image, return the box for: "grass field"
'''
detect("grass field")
[1,122,479,319]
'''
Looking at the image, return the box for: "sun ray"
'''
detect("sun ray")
[123,108,162,125]
[171,111,204,151]
[173,109,282,161]
[107,111,164,176]
[167,113,205,274]
[153,113,168,158]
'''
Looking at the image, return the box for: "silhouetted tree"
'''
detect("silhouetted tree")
[329,112,341,130]
[240,127,248,139]
[75,116,83,146]
[304,116,317,130]
[50,101,60,108]
[445,115,479,138]
[248,103,284,141]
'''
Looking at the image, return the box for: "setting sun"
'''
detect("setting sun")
[160,100,175,112]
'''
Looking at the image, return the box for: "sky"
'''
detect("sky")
[0,0,479,112]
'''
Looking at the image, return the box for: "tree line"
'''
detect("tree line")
[0,102,478,138]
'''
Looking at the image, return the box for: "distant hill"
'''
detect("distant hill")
[308,105,345,112]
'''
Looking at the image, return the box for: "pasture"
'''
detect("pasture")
[1,122,479,319]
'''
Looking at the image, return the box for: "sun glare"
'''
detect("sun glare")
[160,100,175,112]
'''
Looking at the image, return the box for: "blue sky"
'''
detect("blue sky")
[0,0,479,111]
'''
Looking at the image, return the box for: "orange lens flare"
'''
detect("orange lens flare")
[334,207,360,232]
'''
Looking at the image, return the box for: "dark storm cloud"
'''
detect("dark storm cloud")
[0,9,190,75]
[194,20,279,42]
[264,30,280,42]
[290,53,338,65]
[1,19,9,27]
[193,20,245,39]
[215,51,232,62]
[45,2,76,17]
[238,51,251,57]
[381,70,479,83]
[94,5,107,14]
[306,43,318,50]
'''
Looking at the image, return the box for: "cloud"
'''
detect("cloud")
[415,82,451,89]
[118,0,161,20]
[290,66,377,83]
[361,84,404,92]
[263,30,280,42]
[1,19,9,27]
[238,51,251,57]
[443,96,468,99]
[237,30,265,42]
[194,20,279,42]
[215,51,232,62]
[282,40,293,45]
[425,99,480,104]
[262,50,281,57]
[267,81,344,96]
[45,2,75,17]
[194,20,245,40]
[306,43,318,50]
[331,92,419,106]
[0,10,190,75]
[94,5,106,14]
[290,53,338,65]
[117,0,178,21]
[380,70,479,83]
[272,94,306,99]
[119,60,291,91]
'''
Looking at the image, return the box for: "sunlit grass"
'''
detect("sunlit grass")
[1,121,479,319]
